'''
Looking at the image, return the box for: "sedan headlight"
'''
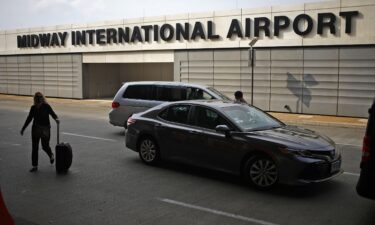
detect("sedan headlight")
[334,146,341,157]
[294,150,313,157]
[280,147,311,156]
[280,147,330,160]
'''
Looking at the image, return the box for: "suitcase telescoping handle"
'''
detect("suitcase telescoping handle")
[57,121,60,144]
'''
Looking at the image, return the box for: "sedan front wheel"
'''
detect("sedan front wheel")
[244,156,279,190]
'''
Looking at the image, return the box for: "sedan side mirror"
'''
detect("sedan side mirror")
[215,125,232,138]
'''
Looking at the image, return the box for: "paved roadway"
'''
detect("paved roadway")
[0,96,374,225]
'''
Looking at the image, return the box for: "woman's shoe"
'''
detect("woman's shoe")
[29,167,38,172]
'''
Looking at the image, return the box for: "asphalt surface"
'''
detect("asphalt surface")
[0,95,374,225]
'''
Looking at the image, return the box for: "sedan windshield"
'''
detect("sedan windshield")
[221,105,283,131]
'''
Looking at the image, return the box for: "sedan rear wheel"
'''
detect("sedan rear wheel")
[245,156,278,189]
[138,137,160,165]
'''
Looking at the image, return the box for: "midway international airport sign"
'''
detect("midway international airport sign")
[16,11,359,49]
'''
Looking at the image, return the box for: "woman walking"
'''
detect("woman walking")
[20,92,59,172]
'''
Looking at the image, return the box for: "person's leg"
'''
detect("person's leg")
[41,128,54,164]
[31,127,41,172]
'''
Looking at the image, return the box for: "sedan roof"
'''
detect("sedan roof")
[168,99,242,109]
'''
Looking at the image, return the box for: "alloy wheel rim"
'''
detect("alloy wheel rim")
[140,139,156,162]
[249,159,278,187]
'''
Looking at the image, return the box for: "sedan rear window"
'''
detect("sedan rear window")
[159,105,191,124]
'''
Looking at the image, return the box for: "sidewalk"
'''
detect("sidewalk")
[0,94,368,128]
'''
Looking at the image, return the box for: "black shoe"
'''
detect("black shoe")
[29,167,38,172]
[50,154,55,164]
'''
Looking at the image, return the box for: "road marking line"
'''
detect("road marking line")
[343,172,360,177]
[0,142,22,146]
[158,198,279,225]
[336,143,361,148]
[62,132,117,142]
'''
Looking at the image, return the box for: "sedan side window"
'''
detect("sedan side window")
[159,105,191,124]
[194,106,229,130]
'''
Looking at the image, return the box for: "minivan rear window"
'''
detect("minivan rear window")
[123,85,155,100]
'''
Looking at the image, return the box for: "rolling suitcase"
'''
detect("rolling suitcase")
[55,122,73,173]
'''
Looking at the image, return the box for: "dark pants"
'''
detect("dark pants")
[31,125,53,167]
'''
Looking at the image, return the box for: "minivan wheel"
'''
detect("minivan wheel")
[138,137,160,165]
[244,156,278,190]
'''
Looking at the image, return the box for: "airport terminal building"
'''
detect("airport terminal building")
[0,0,374,117]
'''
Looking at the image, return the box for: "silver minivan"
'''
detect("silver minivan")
[109,81,231,127]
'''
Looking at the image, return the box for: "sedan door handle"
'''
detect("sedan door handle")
[188,130,200,134]
[155,123,164,128]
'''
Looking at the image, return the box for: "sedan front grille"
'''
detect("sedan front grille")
[307,150,335,160]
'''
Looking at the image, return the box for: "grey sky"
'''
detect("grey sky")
[0,0,325,30]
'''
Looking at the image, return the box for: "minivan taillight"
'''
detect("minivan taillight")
[112,101,120,109]
[127,117,136,127]
[361,135,371,163]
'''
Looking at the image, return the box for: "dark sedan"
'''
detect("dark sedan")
[125,100,342,189]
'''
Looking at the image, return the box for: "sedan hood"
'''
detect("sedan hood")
[245,125,335,150]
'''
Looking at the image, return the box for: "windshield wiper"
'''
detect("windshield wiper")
[247,125,282,132]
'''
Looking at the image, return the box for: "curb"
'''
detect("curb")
[270,113,367,128]
[278,120,366,129]
[0,94,368,128]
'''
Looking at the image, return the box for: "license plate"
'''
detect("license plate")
[331,160,341,173]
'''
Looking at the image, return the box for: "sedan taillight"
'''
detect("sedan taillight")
[127,117,136,127]
[361,135,371,163]
[112,101,120,109]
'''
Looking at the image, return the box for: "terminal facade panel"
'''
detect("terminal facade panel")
[0,0,374,117]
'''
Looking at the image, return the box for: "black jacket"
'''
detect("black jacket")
[22,103,58,130]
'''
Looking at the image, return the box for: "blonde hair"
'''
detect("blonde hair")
[33,92,46,106]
